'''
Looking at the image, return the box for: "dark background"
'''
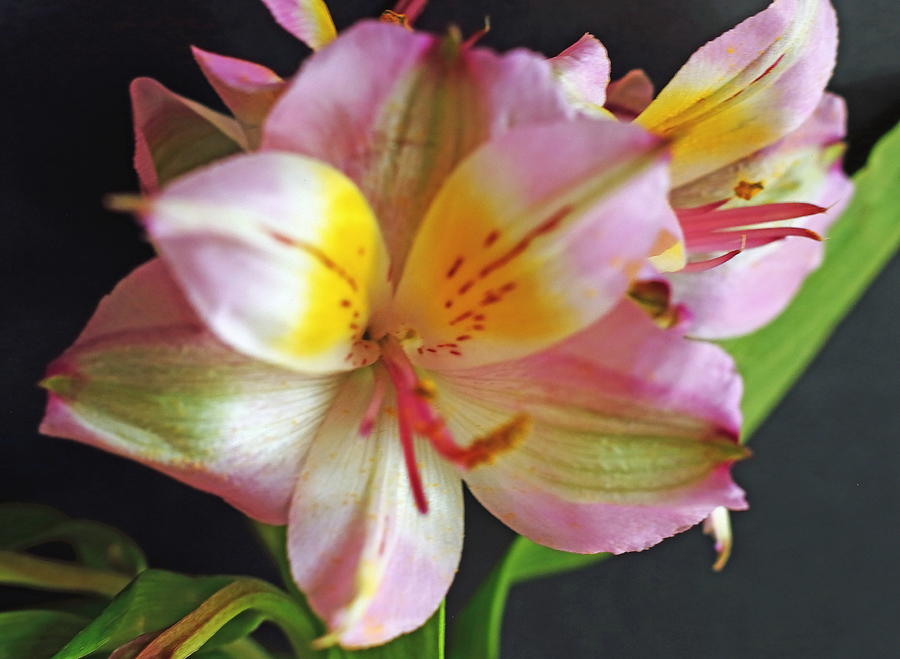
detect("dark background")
[2,1,898,657]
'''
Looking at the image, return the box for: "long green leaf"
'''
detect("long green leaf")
[449,539,609,659]
[52,569,239,658]
[131,578,316,659]
[0,503,146,575]
[0,610,90,659]
[450,122,900,659]
[721,121,900,437]
[0,550,131,597]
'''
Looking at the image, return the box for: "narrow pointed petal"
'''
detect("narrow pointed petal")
[636,0,838,186]
[130,78,246,192]
[40,260,341,523]
[668,95,852,338]
[288,370,463,648]
[389,119,681,370]
[549,33,611,113]
[259,0,336,50]
[605,69,655,120]
[140,152,390,373]
[191,47,285,147]
[263,21,573,272]
[433,301,747,554]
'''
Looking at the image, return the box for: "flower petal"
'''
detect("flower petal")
[388,119,680,370]
[668,94,852,338]
[670,92,848,208]
[40,260,341,524]
[262,21,573,271]
[636,0,838,186]
[259,0,336,50]
[288,370,463,648]
[130,77,246,192]
[605,69,655,121]
[549,33,611,113]
[141,151,390,373]
[191,46,285,148]
[432,300,747,554]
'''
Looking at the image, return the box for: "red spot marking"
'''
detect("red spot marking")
[344,352,354,361]
[417,347,424,354]
[353,311,360,318]
[269,230,295,246]
[500,282,517,293]
[444,300,453,309]
[478,205,572,279]
[752,53,785,84]
[456,335,472,341]
[450,310,473,325]
[350,323,359,330]
[472,324,485,331]
[480,291,502,306]
[457,280,475,295]
[426,348,437,353]
[446,256,464,279]
[292,239,359,292]
[340,299,351,307]
[484,230,500,247]
[474,314,486,321]
[437,343,458,348]
[450,350,462,356]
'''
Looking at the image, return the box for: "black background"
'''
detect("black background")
[2,1,898,657]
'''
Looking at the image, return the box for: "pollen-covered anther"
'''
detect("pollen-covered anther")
[733,179,764,200]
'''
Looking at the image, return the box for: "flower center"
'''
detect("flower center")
[361,335,529,513]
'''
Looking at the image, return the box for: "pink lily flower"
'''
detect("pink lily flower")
[41,21,749,648]
[558,0,852,338]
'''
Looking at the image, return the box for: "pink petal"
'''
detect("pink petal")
[130,77,247,192]
[288,371,463,648]
[40,260,342,524]
[140,152,390,374]
[259,0,336,50]
[432,300,747,554]
[262,20,573,272]
[605,69,655,121]
[549,33,611,111]
[637,0,838,186]
[387,119,681,370]
[670,166,852,338]
[191,46,285,147]
[668,94,852,338]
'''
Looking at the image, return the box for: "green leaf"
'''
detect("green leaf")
[194,638,274,659]
[127,578,318,659]
[0,610,90,659]
[52,569,237,658]
[0,550,131,597]
[0,503,146,575]
[449,538,610,659]
[721,121,900,438]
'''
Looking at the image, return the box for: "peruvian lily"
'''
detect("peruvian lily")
[562,0,851,338]
[42,19,750,650]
